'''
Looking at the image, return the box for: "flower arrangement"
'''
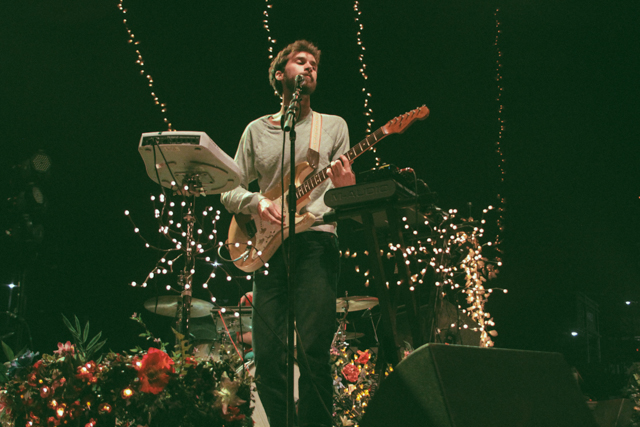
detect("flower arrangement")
[626,362,640,425]
[331,347,384,427]
[0,314,253,427]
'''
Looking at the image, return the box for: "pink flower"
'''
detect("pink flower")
[54,341,75,357]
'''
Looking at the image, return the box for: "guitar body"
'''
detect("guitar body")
[227,162,316,273]
[226,105,430,272]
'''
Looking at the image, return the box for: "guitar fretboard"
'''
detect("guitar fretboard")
[295,127,387,200]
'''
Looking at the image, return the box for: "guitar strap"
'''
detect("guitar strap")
[307,111,322,169]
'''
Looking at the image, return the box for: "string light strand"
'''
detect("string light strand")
[117,0,173,131]
[353,1,380,167]
[493,8,506,239]
[262,0,277,61]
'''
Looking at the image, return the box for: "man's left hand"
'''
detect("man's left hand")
[327,155,355,188]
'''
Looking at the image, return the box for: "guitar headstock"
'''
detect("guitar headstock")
[382,105,430,135]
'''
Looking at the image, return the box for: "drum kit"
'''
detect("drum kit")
[143,294,380,358]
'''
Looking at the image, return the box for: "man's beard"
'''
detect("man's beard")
[284,75,316,95]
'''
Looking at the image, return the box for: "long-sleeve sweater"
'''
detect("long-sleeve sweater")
[220,111,350,234]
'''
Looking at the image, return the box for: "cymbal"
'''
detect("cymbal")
[144,296,214,318]
[336,296,379,313]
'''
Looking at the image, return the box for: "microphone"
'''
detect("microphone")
[284,75,306,131]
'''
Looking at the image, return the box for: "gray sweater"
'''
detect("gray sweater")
[220,111,350,234]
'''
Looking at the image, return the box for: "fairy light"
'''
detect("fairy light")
[343,205,503,348]
[126,193,228,303]
[262,0,277,62]
[494,7,506,242]
[117,0,173,130]
[352,2,381,170]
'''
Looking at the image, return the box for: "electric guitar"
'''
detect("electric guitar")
[226,105,430,272]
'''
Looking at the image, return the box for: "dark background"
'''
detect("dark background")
[1,0,638,399]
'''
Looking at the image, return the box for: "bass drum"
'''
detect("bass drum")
[247,360,300,427]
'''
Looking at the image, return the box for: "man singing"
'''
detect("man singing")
[221,39,355,427]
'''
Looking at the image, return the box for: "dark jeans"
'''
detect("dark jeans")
[253,231,339,427]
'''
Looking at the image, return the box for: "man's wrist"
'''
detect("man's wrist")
[258,197,271,214]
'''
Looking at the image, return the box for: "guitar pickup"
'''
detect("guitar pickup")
[245,219,257,239]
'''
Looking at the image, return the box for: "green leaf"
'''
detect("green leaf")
[15,345,28,358]
[91,340,107,356]
[62,314,76,335]
[0,364,8,384]
[74,316,82,336]
[1,341,14,361]
[82,321,90,343]
[171,327,185,342]
[86,331,103,351]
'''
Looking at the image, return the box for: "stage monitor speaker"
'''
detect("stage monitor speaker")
[361,344,597,427]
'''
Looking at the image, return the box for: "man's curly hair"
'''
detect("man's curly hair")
[268,40,321,97]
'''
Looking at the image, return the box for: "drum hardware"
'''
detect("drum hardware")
[335,331,365,341]
[332,294,378,348]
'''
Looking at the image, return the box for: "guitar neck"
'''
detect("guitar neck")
[295,127,388,200]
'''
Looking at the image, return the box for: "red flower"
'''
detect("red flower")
[29,411,40,424]
[27,371,38,386]
[137,348,175,394]
[341,363,359,383]
[76,362,97,383]
[221,406,246,422]
[356,350,371,365]
[40,386,52,398]
[51,377,66,392]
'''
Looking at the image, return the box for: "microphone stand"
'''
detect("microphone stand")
[282,77,303,427]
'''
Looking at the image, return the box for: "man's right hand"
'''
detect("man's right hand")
[258,198,282,225]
